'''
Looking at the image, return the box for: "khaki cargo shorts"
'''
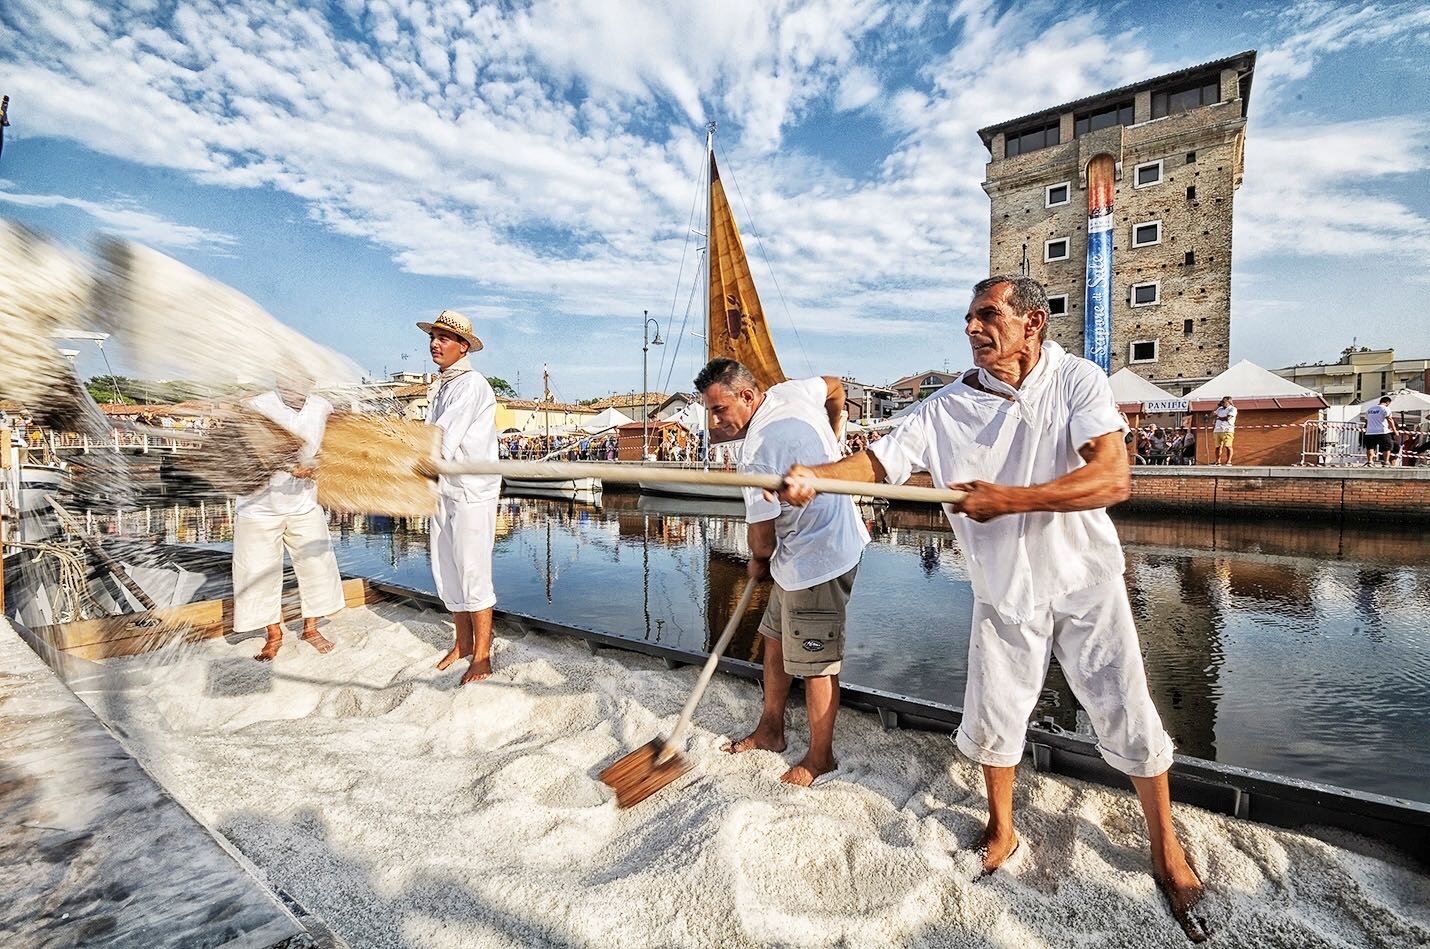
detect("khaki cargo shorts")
[1215,431,1234,448]
[757,565,858,677]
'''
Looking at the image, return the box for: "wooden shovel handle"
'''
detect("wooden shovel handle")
[434,460,968,506]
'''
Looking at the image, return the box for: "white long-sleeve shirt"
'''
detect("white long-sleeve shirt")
[869,342,1128,624]
[236,391,332,518]
[428,363,501,502]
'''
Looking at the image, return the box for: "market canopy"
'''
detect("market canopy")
[1109,368,1184,413]
[581,407,635,432]
[1357,388,1430,413]
[1183,359,1321,402]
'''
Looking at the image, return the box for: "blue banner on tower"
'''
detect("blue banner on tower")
[1083,154,1115,372]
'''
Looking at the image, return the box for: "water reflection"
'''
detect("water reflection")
[70,494,1430,803]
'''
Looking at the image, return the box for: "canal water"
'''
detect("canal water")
[138,491,1430,804]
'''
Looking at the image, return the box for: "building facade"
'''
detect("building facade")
[979,51,1256,395]
[1274,347,1430,406]
[889,370,960,409]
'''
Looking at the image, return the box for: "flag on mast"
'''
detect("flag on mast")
[707,151,785,389]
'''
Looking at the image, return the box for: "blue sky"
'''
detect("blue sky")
[2,0,1428,399]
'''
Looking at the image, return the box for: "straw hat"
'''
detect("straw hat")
[416,309,484,352]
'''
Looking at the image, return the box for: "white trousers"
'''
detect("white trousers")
[956,577,1174,778]
[430,495,497,612]
[232,506,346,632]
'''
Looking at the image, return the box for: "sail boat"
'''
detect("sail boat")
[501,365,603,502]
[638,122,787,501]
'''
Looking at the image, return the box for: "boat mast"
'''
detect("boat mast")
[703,121,716,464]
[543,363,551,447]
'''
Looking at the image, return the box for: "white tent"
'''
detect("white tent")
[668,402,706,433]
[1183,360,1320,401]
[1357,388,1430,413]
[582,406,635,432]
[1109,367,1184,411]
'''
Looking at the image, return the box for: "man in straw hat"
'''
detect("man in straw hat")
[420,309,502,684]
[232,366,345,660]
[777,276,1207,940]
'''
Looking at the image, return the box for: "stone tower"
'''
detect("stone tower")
[978,51,1256,395]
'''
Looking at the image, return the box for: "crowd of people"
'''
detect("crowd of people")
[1129,423,1198,466]
[498,432,619,461]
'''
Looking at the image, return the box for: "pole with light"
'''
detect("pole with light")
[642,310,663,462]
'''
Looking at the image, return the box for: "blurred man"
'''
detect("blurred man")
[232,369,344,660]
[420,309,501,684]
[697,357,868,786]
[779,275,1206,941]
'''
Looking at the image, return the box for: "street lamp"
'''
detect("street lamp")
[642,310,663,462]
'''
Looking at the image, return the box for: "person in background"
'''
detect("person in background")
[420,309,502,685]
[1212,397,1237,466]
[1363,396,1398,467]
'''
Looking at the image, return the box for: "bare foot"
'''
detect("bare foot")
[300,629,335,654]
[779,754,836,787]
[435,646,463,671]
[725,726,787,754]
[460,657,492,684]
[974,827,1020,876]
[254,635,282,662]
[1154,847,1208,943]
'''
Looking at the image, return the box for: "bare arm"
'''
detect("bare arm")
[955,431,1130,521]
[747,518,777,579]
[778,449,889,505]
[822,375,844,435]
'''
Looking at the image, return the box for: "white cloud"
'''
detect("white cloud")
[0,188,236,249]
[0,0,1426,381]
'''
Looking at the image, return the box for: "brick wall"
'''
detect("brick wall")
[1127,470,1430,522]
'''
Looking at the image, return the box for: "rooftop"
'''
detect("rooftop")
[977,49,1257,149]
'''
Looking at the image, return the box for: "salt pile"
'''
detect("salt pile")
[73,605,1429,948]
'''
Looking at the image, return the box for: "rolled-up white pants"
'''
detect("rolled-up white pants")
[232,506,346,632]
[956,577,1174,777]
[430,495,497,613]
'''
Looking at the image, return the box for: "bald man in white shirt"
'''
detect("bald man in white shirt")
[780,276,1206,942]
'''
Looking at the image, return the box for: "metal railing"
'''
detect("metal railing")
[1300,421,1430,467]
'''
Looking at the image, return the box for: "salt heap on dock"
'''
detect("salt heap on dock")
[70,604,1430,948]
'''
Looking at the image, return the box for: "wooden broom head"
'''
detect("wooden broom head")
[318,414,440,517]
[598,738,693,809]
[170,406,306,497]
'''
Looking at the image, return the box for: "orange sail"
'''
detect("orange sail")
[707,151,785,388]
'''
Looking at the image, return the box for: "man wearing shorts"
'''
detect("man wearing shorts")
[696,357,868,787]
[1213,396,1236,465]
[1363,396,1398,466]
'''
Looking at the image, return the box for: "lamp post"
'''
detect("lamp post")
[642,310,663,462]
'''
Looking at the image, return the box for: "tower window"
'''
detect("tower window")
[1075,101,1135,137]
[1047,294,1069,316]
[1152,80,1221,119]
[1186,150,1197,164]
[1044,237,1071,262]
[1134,160,1163,188]
[1045,182,1071,207]
[1130,281,1160,307]
[1130,340,1159,364]
[1186,185,1196,200]
[1183,319,1194,335]
[1184,250,1196,265]
[1131,220,1162,248]
[1005,120,1060,158]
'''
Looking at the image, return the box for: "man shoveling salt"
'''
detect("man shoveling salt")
[779,275,1208,941]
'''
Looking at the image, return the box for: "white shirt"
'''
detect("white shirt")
[1364,404,1392,436]
[428,360,500,502]
[740,378,869,591]
[236,391,332,518]
[869,342,1127,624]
[1213,405,1237,432]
